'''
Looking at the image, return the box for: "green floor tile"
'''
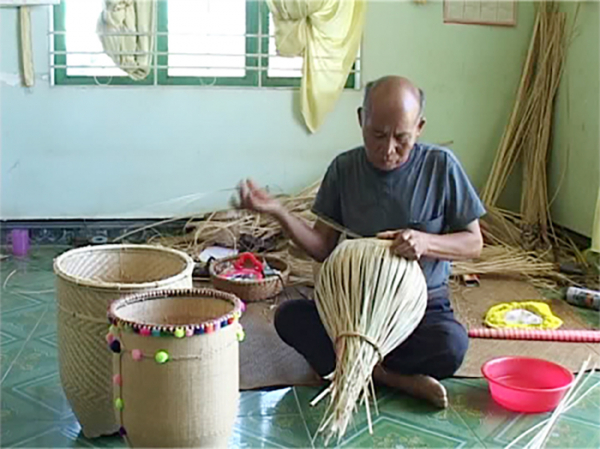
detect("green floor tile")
[563,372,600,426]
[1,303,47,339]
[488,413,600,449]
[236,414,313,447]
[2,270,56,304]
[238,387,300,417]
[1,340,25,380]
[11,372,73,419]
[1,390,61,446]
[31,306,58,341]
[293,385,324,413]
[229,425,282,449]
[377,390,482,443]
[13,427,95,448]
[444,378,517,443]
[1,328,20,346]
[2,339,59,387]
[341,415,473,448]
[0,290,44,315]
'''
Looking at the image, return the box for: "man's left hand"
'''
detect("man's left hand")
[377,229,430,260]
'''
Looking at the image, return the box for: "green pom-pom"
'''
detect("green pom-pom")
[115,398,124,410]
[237,327,246,342]
[155,350,169,364]
[174,327,185,338]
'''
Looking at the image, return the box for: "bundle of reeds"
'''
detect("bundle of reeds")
[313,239,428,442]
[482,2,569,249]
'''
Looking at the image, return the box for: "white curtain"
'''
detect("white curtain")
[97,0,156,81]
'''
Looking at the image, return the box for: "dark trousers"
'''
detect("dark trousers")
[274,287,468,379]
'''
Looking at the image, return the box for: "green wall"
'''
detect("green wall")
[549,1,599,237]
[0,1,535,220]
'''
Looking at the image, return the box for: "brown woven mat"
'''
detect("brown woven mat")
[235,279,600,390]
[452,278,600,377]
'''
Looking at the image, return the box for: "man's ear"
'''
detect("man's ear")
[416,116,426,136]
[357,107,363,127]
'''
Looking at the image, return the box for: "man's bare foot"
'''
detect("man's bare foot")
[373,366,448,408]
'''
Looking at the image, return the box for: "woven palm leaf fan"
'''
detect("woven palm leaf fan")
[313,238,428,442]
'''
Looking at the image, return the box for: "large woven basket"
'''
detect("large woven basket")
[209,254,289,302]
[107,288,244,448]
[54,244,194,438]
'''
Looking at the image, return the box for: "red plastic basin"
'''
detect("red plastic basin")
[482,357,574,413]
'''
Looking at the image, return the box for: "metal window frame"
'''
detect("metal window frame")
[51,0,360,89]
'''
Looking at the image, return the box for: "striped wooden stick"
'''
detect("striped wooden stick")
[469,328,600,343]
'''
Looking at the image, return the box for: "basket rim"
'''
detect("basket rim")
[54,244,195,291]
[108,287,245,334]
[209,253,289,286]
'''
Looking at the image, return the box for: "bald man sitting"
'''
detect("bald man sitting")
[238,76,485,408]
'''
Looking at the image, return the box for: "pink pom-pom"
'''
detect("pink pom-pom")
[186,328,194,337]
[106,333,115,344]
[131,349,143,361]
[113,374,122,386]
[140,327,151,337]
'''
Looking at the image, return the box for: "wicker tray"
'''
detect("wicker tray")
[209,254,289,302]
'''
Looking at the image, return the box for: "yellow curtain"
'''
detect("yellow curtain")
[97,0,156,81]
[266,0,366,132]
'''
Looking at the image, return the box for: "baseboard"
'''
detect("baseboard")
[0,219,189,247]
[0,218,593,250]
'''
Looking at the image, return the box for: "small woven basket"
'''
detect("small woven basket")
[209,254,289,302]
[107,288,244,448]
[54,244,194,438]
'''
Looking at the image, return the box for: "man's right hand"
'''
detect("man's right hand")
[237,179,282,216]
[236,178,340,262]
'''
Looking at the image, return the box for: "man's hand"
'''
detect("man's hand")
[235,179,339,262]
[237,179,282,216]
[377,229,430,260]
[377,220,483,261]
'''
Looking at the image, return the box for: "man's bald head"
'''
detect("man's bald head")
[358,76,427,171]
[362,76,425,122]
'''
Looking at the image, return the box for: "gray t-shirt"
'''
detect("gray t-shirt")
[312,143,486,290]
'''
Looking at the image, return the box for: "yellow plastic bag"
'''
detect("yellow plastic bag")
[484,301,563,330]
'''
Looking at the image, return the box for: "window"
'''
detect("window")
[51,0,359,88]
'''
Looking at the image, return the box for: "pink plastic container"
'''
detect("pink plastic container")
[11,229,30,257]
[482,357,574,413]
